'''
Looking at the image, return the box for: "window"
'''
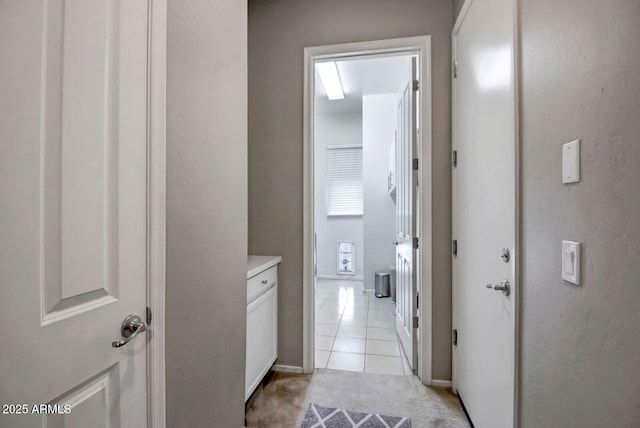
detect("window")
[327,145,363,216]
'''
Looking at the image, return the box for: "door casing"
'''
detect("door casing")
[146,0,167,426]
[451,0,521,425]
[302,36,436,385]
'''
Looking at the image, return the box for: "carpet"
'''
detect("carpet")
[301,403,411,428]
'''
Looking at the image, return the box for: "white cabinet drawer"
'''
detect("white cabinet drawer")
[247,265,277,303]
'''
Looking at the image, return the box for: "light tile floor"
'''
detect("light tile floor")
[314,279,412,376]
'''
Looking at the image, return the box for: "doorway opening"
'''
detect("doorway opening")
[302,37,433,383]
[313,54,415,375]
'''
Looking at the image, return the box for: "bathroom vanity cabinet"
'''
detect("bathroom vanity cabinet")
[245,255,281,401]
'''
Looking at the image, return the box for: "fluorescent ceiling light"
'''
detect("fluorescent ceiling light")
[316,61,344,100]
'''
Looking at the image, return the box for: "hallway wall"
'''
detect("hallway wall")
[314,111,364,279]
[519,0,640,426]
[166,0,247,426]
[248,0,455,380]
[363,95,399,289]
[453,0,465,19]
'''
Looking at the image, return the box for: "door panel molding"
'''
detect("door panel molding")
[45,365,121,427]
[40,0,122,326]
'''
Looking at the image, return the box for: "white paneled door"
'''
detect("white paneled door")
[394,58,418,371]
[0,0,150,426]
[452,0,516,427]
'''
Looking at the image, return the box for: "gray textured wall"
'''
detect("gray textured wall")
[166,0,248,426]
[363,95,399,289]
[453,0,465,20]
[248,0,454,379]
[519,0,640,426]
[315,112,365,278]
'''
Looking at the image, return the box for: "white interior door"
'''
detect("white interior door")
[395,58,418,371]
[452,0,516,427]
[0,0,150,426]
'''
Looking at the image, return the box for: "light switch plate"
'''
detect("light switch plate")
[562,240,581,285]
[562,140,580,184]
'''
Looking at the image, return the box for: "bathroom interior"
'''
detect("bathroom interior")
[312,54,416,375]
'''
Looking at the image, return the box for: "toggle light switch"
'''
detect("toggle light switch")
[563,249,574,276]
[562,240,581,285]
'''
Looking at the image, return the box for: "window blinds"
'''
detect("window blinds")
[327,146,363,216]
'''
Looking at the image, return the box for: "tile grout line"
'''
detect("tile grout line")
[317,282,403,374]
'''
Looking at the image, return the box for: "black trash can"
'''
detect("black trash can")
[375,271,391,298]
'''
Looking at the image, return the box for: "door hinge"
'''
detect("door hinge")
[413,316,419,329]
[453,60,458,78]
[452,150,457,168]
[413,237,419,249]
[452,239,458,256]
[412,158,419,171]
[413,79,419,91]
[146,306,152,325]
[453,328,458,346]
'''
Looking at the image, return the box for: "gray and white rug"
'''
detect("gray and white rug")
[301,403,411,428]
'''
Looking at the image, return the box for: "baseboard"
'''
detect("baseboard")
[272,364,303,374]
[430,379,453,388]
[316,275,364,281]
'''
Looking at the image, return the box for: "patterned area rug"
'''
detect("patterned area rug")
[301,403,411,428]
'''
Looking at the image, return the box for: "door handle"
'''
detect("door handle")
[392,240,399,246]
[486,280,510,296]
[112,314,147,348]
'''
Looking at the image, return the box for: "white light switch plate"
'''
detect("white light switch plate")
[562,140,580,183]
[562,240,581,285]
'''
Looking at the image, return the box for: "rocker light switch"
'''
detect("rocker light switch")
[562,140,580,184]
[562,240,580,285]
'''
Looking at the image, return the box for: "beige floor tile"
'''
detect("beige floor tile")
[336,325,366,339]
[368,308,395,318]
[367,327,397,341]
[316,313,342,324]
[315,335,335,351]
[349,294,370,303]
[314,350,330,369]
[332,337,365,353]
[338,316,367,327]
[320,300,346,308]
[317,308,343,319]
[366,339,400,356]
[315,323,339,336]
[367,316,395,329]
[346,299,369,308]
[401,354,413,376]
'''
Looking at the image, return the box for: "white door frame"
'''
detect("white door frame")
[451,0,521,424]
[147,0,167,426]
[302,36,434,384]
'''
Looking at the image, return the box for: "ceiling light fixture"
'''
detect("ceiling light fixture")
[316,61,344,100]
